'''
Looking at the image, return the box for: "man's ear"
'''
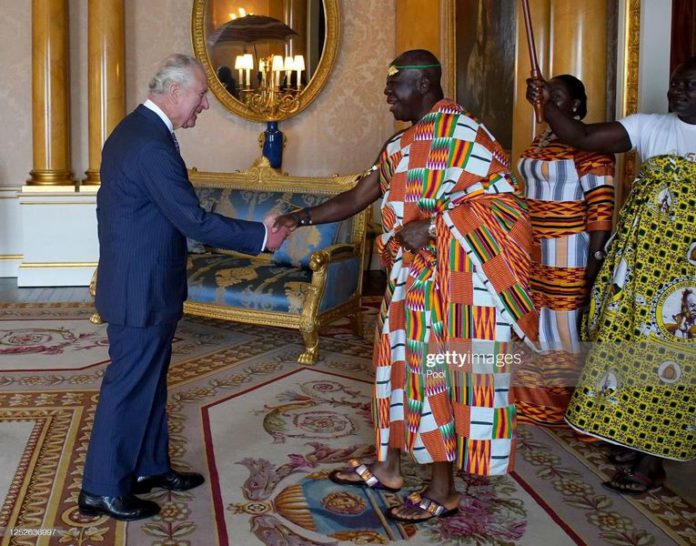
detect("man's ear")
[417,75,431,95]
[169,82,181,103]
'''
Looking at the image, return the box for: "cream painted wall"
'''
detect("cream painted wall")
[0,0,395,188]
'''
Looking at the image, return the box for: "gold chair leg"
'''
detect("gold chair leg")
[298,326,319,365]
[349,311,363,338]
[89,268,104,325]
[90,312,104,325]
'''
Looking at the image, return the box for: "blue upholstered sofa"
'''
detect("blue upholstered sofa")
[185,159,368,364]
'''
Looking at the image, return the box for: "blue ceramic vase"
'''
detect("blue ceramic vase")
[262,121,283,169]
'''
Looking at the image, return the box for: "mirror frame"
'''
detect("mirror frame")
[191,0,341,123]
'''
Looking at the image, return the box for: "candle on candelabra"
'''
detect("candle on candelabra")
[243,53,253,88]
[234,55,244,88]
[284,56,294,89]
[293,55,305,90]
[259,59,266,87]
[272,55,284,89]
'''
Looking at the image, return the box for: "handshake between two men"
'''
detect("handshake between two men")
[261,209,309,251]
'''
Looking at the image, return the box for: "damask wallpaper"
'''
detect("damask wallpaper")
[0,0,395,187]
[0,1,32,188]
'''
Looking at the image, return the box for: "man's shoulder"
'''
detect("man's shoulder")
[432,99,477,120]
[106,107,169,151]
[620,112,675,131]
[119,106,166,135]
[421,99,483,133]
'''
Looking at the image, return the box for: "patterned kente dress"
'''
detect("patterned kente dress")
[373,99,538,476]
[566,154,696,460]
[515,134,615,425]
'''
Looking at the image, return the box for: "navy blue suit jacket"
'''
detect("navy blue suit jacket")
[96,105,265,327]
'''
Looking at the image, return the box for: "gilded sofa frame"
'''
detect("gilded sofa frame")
[185,160,369,364]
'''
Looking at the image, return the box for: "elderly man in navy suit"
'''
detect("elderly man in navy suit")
[79,54,288,521]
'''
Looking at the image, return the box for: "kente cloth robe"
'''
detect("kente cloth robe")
[373,99,538,475]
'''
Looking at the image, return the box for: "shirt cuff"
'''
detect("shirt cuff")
[260,224,268,252]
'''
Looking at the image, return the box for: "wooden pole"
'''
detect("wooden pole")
[521,0,544,123]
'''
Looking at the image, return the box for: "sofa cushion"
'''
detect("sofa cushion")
[205,188,343,266]
[271,222,341,268]
[187,254,312,313]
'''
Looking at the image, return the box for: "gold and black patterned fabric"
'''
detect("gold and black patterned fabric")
[566,155,696,461]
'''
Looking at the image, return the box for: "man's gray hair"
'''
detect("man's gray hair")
[149,54,203,95]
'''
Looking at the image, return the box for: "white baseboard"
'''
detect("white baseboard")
[0,256,22,277]
[0,188,22,278]
[17,263,97,287]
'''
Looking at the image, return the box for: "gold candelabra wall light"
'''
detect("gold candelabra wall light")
[234,53,306,118]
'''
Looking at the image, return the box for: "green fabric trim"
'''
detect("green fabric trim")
[392,64,441,69]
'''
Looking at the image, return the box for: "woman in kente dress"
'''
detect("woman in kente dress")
[516,75,615,426]
[528,56,696,494]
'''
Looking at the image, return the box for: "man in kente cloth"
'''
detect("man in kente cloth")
[273,49,538,522]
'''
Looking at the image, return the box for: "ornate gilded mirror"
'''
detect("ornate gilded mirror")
[192,0,340,122]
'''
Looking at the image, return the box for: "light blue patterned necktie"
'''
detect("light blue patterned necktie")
[171,131,180,153]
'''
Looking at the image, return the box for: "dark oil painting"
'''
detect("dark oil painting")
[456,0,516,151]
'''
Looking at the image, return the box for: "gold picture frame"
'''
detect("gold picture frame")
[191,0,341,123]
[616,0,641,206]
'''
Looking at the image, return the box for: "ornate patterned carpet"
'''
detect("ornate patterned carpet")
[0,301,694,545]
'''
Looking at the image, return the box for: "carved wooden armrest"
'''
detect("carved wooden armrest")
[308,244,358,271]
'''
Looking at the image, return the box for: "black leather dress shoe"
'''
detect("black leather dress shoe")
[133,470,205,494]
[78,490,160,521]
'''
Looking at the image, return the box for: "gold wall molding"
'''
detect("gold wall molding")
[440,0,456,99]
[19,262,98,269]
[0,255,23,261]
[28,0,75,188]
[20,202,96,206]
[617,0,641,206]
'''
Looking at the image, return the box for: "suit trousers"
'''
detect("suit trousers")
[82,321,177,496]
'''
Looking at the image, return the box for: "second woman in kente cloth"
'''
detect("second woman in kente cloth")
[515,75,615,426]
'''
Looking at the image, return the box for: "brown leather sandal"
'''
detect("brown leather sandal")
[603,468,665,495]
[385,492,459,523]
[328,459,401,492]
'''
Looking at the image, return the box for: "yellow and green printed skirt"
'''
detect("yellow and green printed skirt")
[565,155,696,461]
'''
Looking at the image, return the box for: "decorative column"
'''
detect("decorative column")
[396,0,441,60]
[512,0,609,181]
[83,0,126,186]
[512,0,551,182]
[549,0,608,123]
[394,0,443,133]
[28,0,75,189]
